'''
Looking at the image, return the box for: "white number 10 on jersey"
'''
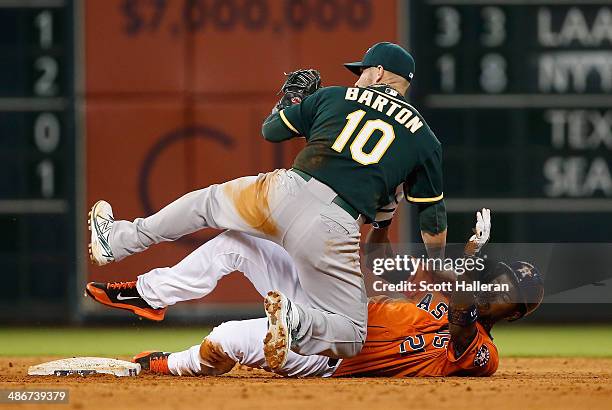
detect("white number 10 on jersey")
[331,110,396,165]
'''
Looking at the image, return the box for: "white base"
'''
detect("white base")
[28,357,141,377]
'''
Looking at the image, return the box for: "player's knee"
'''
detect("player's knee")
[333,323,366,359]
[343,343,364,358]
[199,338,236,376]
[199,321,244,375]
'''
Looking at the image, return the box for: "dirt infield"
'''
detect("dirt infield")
[1,357,611,410]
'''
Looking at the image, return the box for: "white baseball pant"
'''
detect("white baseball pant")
[168,318,339,378]
[136,230,339,377]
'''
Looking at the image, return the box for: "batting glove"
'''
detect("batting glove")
[465,208,491,256]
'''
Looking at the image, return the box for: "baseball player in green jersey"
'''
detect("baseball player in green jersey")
[87,42,447,371]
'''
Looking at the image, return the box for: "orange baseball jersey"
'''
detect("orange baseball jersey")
[333,292,499,377]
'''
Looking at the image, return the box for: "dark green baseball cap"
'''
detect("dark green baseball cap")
[344,42,415,82]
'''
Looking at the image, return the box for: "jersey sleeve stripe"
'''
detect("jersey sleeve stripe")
[279,110,299,134]
[406,193,444,203]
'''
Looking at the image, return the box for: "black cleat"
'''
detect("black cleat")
[85,281,167,321]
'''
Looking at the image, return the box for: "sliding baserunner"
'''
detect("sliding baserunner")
[88,210,543,377]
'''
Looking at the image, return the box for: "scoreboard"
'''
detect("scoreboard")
[408,0,612,242]
[1,0,609,321]
[0,0,76,318]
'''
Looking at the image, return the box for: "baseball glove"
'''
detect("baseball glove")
[273,69,322,113]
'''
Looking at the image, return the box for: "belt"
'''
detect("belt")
[290,168,360,220]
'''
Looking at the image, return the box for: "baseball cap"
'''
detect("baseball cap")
[344,42,415,82]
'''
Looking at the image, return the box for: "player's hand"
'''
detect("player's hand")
[464,208,491,256]
[272,69,322,113]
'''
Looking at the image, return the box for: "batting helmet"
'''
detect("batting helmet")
[495,261,545,321]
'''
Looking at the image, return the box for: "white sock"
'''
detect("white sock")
[167,345,202,376]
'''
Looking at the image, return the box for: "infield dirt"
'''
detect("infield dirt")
[1,357,611,410]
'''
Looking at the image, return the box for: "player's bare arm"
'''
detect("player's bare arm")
[448,284,479,357]
[364,225,393,264]
[449,208,491,356]
[421,224,447,258]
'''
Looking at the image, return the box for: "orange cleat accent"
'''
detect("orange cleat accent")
[85,281,167,321]
[132,351,171,374]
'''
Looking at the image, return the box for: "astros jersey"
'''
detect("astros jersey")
[279,85,443,221]
[333,294,499,378]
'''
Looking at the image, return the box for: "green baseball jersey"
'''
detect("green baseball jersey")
[265,84,443,221]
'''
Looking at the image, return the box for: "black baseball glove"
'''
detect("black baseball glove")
[272,69,322,113]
